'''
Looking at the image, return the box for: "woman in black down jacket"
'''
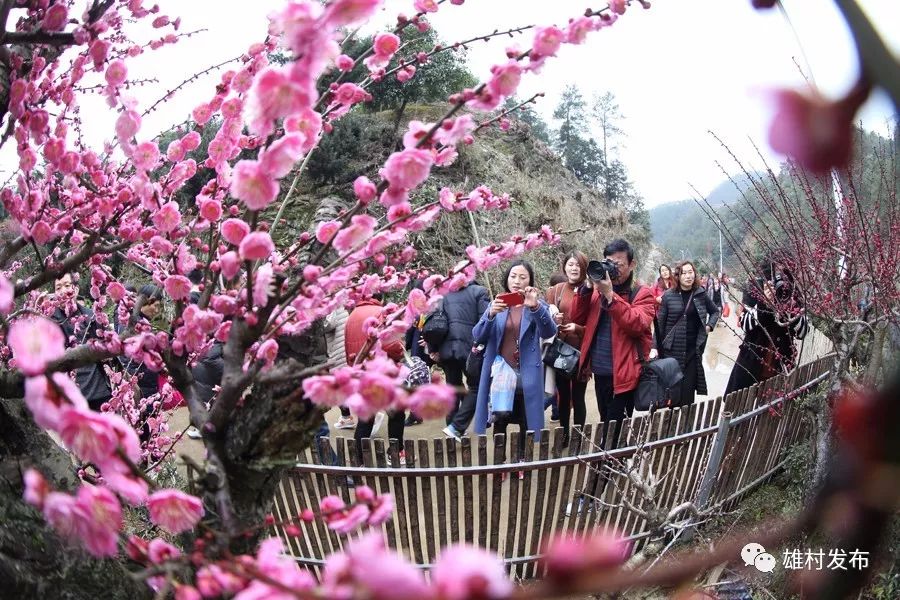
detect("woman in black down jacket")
[656,261,721,407]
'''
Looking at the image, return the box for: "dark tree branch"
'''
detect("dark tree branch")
[0,31,75,46]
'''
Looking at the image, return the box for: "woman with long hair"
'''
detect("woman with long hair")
[656,261,721,407]
[545,251,589,441]
[651,264,675,307]
[472,260,557,447]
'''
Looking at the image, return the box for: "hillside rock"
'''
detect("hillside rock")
[275,103,650,289]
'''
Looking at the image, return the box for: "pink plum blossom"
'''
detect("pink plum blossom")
[353,176,377,204]
[58,408,119,465]
[487,61,523,98]
[107,281,126,302]
[373,32,400,58]
[23,468,49,510]
[432,544,513,600]
[8,317,65,376]
[768,88,856,173]
[259,134,304,178]
[367,493,394,526]
[407,384,456,420]
[333,214,378,253]
[105,59,127,87]
[43,491,78,540]
[73,485,123,557]
[253,263,274,306]
[435,114,476,146]
[532,25,565,57]
[244,67,313,136]
[0,274,13,314]
[541,531,630,579]
[147,538,182,564]
[336,54,355,71]
[131,142,159,171]
[230,160,279,210]
[609,0,627,15]
[199,196,223,222]
[315,220,342,244]
[147,489,205,534]
[302,374,355,408]
[221,218,251,245]
[566,15,596,44]
[239,231,275,260]
[219,251,241,280]
[381,148,433,190]
[256,339,279,368]
[25,372,89,430]
[327,503,371,533]
[235,537,316,599]
[181,130,202,151]
[414,0,439,12]
[164,275,192,300]
[152,200,181,233]
[41,4,68,31]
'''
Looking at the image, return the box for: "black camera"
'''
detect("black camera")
[587,258,619,282]
[773,274,792,302]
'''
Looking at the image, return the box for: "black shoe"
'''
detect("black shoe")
[405,414,423,426]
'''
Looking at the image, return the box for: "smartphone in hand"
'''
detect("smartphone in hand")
[497,291,525,307]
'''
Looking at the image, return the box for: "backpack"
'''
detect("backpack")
[421,302,449,350]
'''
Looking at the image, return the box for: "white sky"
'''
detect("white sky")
[5,0,898,207]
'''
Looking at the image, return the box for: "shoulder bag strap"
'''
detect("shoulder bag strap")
[660,290,693,348]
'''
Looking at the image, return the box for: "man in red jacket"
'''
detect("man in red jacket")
[344,297,405,364]
[570,239,655,424]
[344,296,407,454]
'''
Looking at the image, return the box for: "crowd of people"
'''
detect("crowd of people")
[45,239,808,463]
[325,238,809,457]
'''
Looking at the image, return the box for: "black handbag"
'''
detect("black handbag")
[634,290,691,412]
[465,343,486,380]
[543,338,580,378]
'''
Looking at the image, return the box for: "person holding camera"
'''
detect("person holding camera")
[545,251,589,439]
[724,262,808,396]
[472,260,557,447]
[570,239,655,425]
[656,261,721,407]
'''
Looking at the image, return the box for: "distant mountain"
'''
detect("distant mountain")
[705,172,761,206]
[648,172,760,270]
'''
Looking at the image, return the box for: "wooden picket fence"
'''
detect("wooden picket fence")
[271,355,832,579]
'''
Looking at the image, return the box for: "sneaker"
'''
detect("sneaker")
[549,413,560,423]
[405,414,423,427]
[442,425,462,442]
[334,416,356,430]
[398,451,407,466]
[186,426,203,439]
[370,412,386,437]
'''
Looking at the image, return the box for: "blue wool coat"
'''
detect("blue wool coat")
[472,302,557,440]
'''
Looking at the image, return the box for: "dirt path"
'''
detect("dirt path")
[168,312,745,467]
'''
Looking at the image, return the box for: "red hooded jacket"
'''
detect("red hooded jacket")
[570,283,656,394]
[344,299,405,365]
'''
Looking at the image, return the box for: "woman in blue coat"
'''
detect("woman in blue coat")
[472,260,557,444]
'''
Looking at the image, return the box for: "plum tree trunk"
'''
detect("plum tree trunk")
[0,397,151,599]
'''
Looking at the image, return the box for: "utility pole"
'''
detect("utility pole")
[719,229,724,276]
